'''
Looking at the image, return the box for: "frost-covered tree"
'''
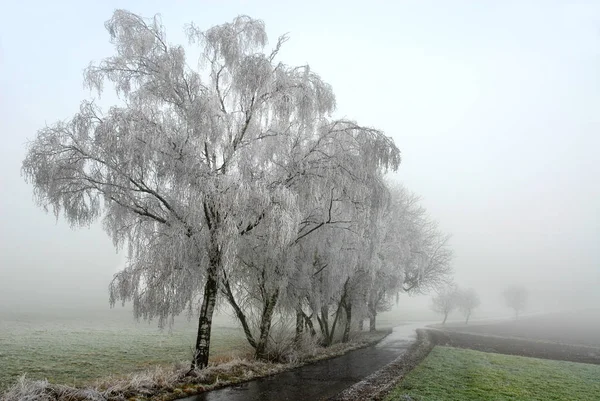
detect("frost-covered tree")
[293,224,356,345]
[219,104,399,355]
[431,285,459,324]
[457,288,480,324]
[503,285,528,319]
[22,10,400,368]
[365,183,453,331]
[219,218,298,359]
[305,176,387,342]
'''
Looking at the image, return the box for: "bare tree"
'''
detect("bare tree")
[431,285,459,324]
[457,288,480,324]
[503,285,528,319]
[22,10,401,368]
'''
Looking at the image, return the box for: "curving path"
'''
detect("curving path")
[179,322,433,401]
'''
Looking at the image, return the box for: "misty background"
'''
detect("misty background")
[1,0,599,320]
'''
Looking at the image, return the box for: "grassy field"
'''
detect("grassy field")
[0,307,251,391]
[0,305,420,392]
[385,346,600,401]
[0,301,427,393]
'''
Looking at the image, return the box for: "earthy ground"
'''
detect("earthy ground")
[440,309,600,347]
[424,328,600,365]
[428,308,600,365]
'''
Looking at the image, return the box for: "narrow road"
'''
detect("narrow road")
[180,322,431,401]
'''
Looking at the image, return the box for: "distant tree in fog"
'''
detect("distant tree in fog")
[503,285,528,319]
[457,288,480,324]
[431,285,459,324]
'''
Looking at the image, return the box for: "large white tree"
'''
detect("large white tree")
[22,10,400,368]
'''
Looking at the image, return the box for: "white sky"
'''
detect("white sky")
[1,0,599,315]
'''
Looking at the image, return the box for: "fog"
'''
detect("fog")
[1,1,599,320]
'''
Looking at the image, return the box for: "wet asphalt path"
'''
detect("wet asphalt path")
[180,322,431,401]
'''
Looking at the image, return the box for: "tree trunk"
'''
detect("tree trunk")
[368,296,378,332]
[318,305,330,345]
[358,318,364,331]
[255,289,280,360]
[465,312,471,324]
[329,281,349,344]
[369,314,376,332]
[221,275,257,349]
[442,312,448,325]
[328,302,343,345]
[342,302,352,343]
[302,311,317,337]
[295,304,304,343]
[192,265,218,370]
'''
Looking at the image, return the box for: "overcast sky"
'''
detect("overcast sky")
[1,0,599,315]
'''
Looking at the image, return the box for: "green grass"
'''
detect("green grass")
[385,346,600,401]
[0,302,428,392]
[0,308,250,391]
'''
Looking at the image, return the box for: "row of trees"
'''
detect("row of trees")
[431,286,480,324]
[431,284,529,324]
[22,11,453,369]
